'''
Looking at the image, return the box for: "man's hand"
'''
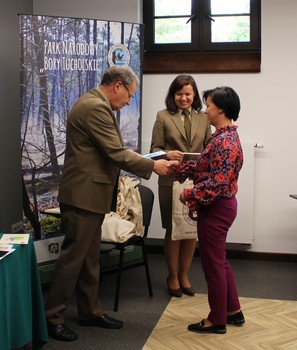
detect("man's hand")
[153,159,179,176]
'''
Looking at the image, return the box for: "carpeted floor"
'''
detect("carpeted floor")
[42,253,297,349]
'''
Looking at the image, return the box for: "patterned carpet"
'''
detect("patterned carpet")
[143,294,297,350]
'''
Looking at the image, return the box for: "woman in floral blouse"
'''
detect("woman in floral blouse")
[177,86,245,334]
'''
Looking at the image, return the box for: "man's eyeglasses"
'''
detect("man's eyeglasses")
[121,82,135,99]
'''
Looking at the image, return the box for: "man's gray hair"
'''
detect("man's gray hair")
[101,66,139,87]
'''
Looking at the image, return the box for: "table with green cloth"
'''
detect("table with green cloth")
[0,234,48,349]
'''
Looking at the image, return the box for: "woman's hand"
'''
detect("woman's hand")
[188,209,198,221]
[179,191,187,204]
[180,192,198,220]
[167,150,184,161]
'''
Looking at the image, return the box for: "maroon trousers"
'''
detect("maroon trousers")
[198,197,241,325]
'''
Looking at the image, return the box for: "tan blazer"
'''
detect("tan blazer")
[150,108,212,187]
[58,87,154,214]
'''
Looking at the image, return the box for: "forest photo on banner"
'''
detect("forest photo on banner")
[19,14,143,239]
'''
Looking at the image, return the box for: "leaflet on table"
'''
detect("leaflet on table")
[0,233,30,244]
[142,150,167,160]
[182,152,201,161]
[0,245,15,260]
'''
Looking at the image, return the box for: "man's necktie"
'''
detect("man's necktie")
[183,110,191,145]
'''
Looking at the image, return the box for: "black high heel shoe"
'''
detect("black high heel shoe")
[166,277,182,298]
[180,284,195,296]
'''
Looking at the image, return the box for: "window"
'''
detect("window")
[143,0,261,73]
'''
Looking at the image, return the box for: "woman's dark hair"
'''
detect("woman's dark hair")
[202,86,240,121]
[165,75,202,113]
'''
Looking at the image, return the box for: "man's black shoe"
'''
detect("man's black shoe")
[47,322,78,342]
[79,313,123,329]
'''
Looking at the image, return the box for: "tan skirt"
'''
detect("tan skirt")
[158,185,173,230]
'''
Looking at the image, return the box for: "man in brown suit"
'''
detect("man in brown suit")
[45,66,178,342]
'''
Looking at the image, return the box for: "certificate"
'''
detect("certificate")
[182,152,201,161]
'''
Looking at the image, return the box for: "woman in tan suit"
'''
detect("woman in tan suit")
[150,75,212,297]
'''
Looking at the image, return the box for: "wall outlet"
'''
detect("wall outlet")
[11,221,24,233]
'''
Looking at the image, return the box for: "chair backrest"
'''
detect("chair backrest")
[137,184,154,237]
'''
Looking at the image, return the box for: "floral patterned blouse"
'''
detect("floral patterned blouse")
[176,125,243,211]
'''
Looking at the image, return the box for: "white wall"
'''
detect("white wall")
[34,0,141,23]
[142,0,297,254]
[34,0,297,254]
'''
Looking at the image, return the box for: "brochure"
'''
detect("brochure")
[0,249,15,260]
[0,233,30,245]
[142,150,167,160]
[0,244,15,260]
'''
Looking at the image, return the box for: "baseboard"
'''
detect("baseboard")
[146,238,297,263]
[225,250,297,263]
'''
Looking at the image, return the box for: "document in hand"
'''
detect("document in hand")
[142,150,167,160]
[182,152,201,161]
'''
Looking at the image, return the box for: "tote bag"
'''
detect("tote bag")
[172,179,198,241]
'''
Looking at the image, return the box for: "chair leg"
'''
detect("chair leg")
[114,246,125,311]
[142,243,153,297]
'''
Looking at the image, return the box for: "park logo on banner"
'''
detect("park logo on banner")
[108,44,131,67]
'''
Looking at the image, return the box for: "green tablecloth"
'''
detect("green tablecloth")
[0,234,48,349]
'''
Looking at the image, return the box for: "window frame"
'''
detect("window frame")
[143,0,261,73]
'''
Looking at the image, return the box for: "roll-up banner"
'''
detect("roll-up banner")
[19,14,144,240]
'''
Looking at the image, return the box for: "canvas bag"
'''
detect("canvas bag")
[101,212,136,243]
[171,179,198,240]
[116,176,143,236]
[101,176,143,243]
